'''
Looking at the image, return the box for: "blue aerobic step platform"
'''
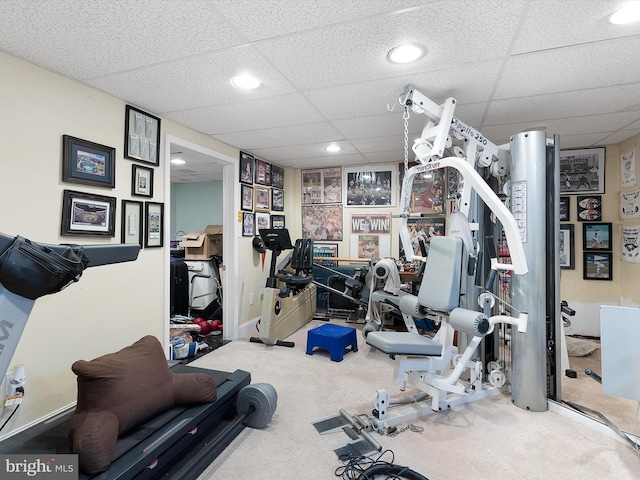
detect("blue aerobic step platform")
[306,323,358,362]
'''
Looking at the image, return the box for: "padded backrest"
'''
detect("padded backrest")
[417,236,462,312]
[291,238,314,273]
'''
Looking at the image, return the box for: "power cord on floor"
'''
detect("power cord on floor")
[334,449,430,480]
[0,386,25,433]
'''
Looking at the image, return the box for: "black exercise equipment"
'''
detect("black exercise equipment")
[0,232,276,479]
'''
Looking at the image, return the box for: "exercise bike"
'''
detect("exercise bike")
[250,229,316,347]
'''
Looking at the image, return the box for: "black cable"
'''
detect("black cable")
[335,449,430,480]
[0,404,21,433]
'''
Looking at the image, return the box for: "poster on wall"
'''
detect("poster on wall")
[349,213,391,259]
[622,225,640,263]
[399,163,445,214]
[301,167,342,204]
[344,165,396,207]
[398,217,446,272]
[301,205,343,241]
[620,189,640,219]
[621,148,636,188]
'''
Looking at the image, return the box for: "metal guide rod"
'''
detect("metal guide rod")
[339,408,382,452]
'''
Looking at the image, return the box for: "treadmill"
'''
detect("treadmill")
[0,233,252,479]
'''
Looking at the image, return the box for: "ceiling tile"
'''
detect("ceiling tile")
[88,45,297,113]
[0,0,244,78]
[210,0,431,40]
[254,1,526,90]
[166,93,325,134]
[512,1,640,55]
[212,122,345,150]
[496,37,640,99]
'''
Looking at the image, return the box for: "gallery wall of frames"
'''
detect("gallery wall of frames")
[60,105,164,248]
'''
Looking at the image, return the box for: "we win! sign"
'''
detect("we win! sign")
[350,213,391,234]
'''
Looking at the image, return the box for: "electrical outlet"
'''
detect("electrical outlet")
[249,293,254,305]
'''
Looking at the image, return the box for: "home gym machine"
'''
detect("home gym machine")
[250,228,316,347]
[0,232,277,480]
[361,84,562,431]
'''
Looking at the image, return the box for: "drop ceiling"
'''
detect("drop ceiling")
[1,0,640,184]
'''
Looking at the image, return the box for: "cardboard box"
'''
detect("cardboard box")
[182,225,223,259]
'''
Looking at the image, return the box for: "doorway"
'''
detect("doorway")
[164,134,238,346]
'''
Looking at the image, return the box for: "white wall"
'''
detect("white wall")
[0,51,239,437]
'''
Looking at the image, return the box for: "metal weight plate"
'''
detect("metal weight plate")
[237,383,278,429]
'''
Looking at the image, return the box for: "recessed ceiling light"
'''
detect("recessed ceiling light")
[230,74,262,90]
[326,144,341,153]
[171,158,186,165]
[387,44,425,64]
[609,3,640,24]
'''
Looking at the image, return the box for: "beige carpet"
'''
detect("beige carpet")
[191,319,640,480]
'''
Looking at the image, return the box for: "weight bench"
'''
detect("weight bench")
[365,234,527,430]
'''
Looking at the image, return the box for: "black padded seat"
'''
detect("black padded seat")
[366,331,443,356]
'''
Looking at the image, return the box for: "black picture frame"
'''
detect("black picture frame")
[560,147,605,195]
[271,164,284,189]
[131,164,154,197]
[577,195,602,221]
[60,189,116,237]
[559,196,570,222]
[583,222,612,251]
[271,188,284,211]
[62,135,115,188]
[121,199,143,246]
[271,214,285,229]
[124,105,161,166]
[144,201,164,248]
[242,212,255,237]
[559,224,575,270]
[583,251,612,280]
[239,151,254,184]
[241,184,254,212]
[255,159,271,186]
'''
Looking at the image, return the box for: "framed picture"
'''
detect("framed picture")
[583,252,612,280]
[62,135,115,188]
[60,189,116,237]
[559,196,570,222]
[242,212,255,237]
[314,243,338,267]
[131,164,154,197]
[254,159,271,186]
[239,151,254,184]
[255,212,271,232]
[399,162,445,215]
[344,164,396,207]
[271,164,284,189]
[302,205,343,241]
[302,167,342,204]
[241,184,254,212]
[583,222,612,251]
[577,195,602,221]
[271,214,285,229]
[121,199,143,246]
[144,202,164,247]
[271,188,284,211]
[560,147,605,195]
[559,224,575,270]
[255,186,271,211]
[399,217,446,272]
[124,105,161,166]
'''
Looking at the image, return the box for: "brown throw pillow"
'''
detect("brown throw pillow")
[68,335,216,475]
